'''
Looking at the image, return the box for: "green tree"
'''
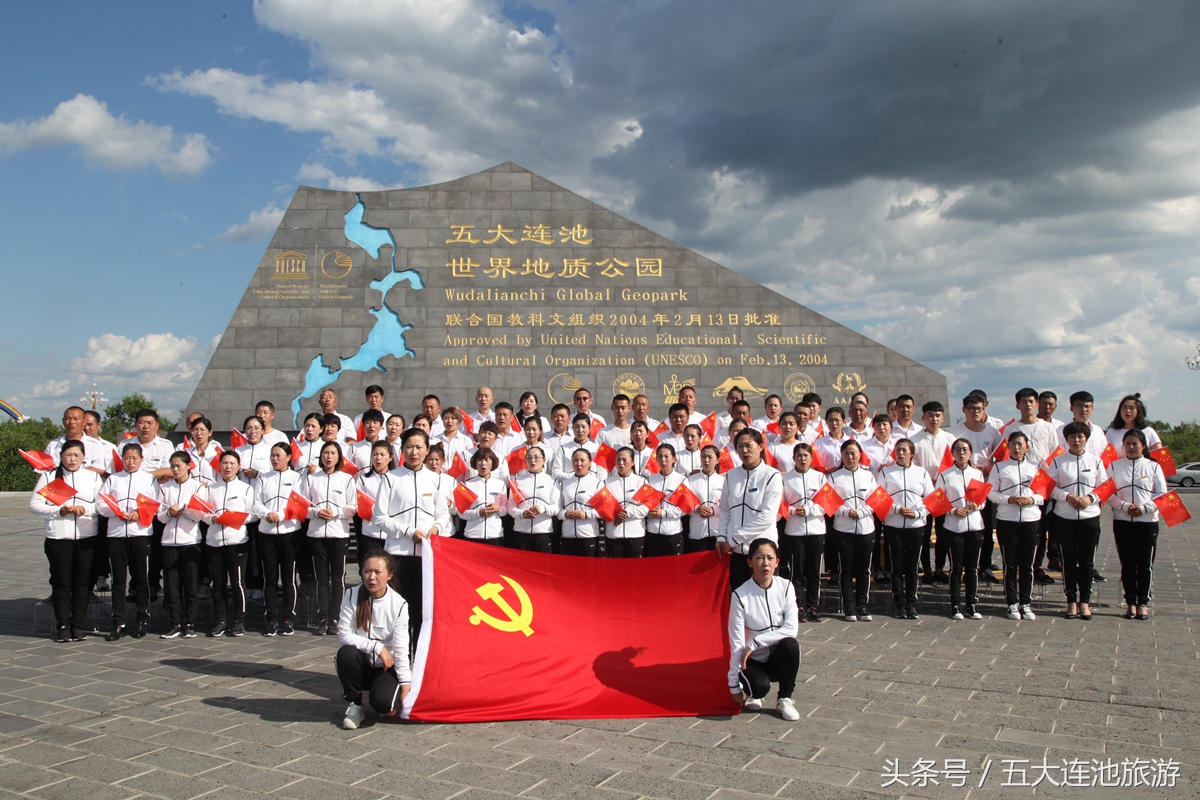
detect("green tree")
[1148,419,1200,464]
[0,417,63,491]
[98,394,177,443]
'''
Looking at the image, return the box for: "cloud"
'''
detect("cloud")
[0,94,213,176]
[295,163,406,192]
[216,202,286,243]
[23,380,71,400]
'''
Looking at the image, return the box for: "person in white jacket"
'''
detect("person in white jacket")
[781,443,829,622]
[252,443,305,636]
[604,448,649,558]
[829,439,878,621]
[686,446,725,553]
[718,428,784,590]
[936,440,987,620]
[1046,421,1108,620]
[304,442,356,636]
[204,451,257,637]
[508,446,560,553]
[155,452,206,638]
[988,431,1044,621]
[336,550,411,730]
[97,441,157,640]
[878,439,932,620]
[1107,429,1168,620]
[30,440,102,642]
[644,445,688,556]
[557,449,605,557]
[356,442,396,558]
[728,538,801,721]
[460,449,507,545]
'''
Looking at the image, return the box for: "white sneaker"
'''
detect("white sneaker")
[951,606,964,621]
[777,697,800,721]
[1020,605,1036,621]
[844,613,857,622]
[1007,604,1020,620]
[343,703,365,730]
[743,696,763,712]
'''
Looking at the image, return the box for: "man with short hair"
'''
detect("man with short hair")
[256,401,289,448]
[715,400,752,449]
[890,395,921,440]
[1038,391,1064,430]
[573,388,606,426]
[470,386,496,431]
[46,406,109,474]
[631,394,659,432]
[716,386,744,436]
[491,403,524,459]
[318,389,356,446]
[658,404,690,454]
[677,386,705,426]
[597,395,634,449]
[421,394,445,438]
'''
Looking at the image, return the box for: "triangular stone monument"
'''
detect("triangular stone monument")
[186,162,946,430]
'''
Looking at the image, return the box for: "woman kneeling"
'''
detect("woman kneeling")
[729,538,801,721]
[336,550,410,729]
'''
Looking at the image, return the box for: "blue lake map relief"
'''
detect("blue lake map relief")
[291,195,424,425]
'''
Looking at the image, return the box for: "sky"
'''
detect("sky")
[2,0,1200,425]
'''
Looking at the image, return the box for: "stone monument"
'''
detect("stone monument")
[185,162,947,430]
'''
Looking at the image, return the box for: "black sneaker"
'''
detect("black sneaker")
[979,571,1000,584]
[107,625,126,642]
[921,573,935,585]
[1034,570,1055,585]
[149,589,160,602]
[263,621,279,637]
[326,619,339,636]
[933,572,950,585]
[160,626,183,639]
[906,606,919,620]
[182,626,197,639]
[279,620,295,636]
[70,627,86,642]
[806,607,822,623]
[312,619,327,635]
[228,622,245,637]
[54,626,71,643]
[892,606,906,619]
[209,620,227,637]
[130,621,148,639]
[857,607,873,622]
[1092,570,1107,583]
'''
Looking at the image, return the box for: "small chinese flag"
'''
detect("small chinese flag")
[999,418,1015,434]
[812,483,845,516]
[587,486,621,523]
[340,460,360,477]
[778,497,789,520]
[865,485,894,518]
[1149,446,1176,477]
[356,488,376,520]
[700,412,718,439]
[36,478,77,507]
[136,494,160,527]
[992,439,1010,463]
[632,483,666,511]
[815,420,826,438]
[284,491,311,522]
[209,453,222,473]
[112,448,125,473]
[766,420,781,437]
[937,446,954,473]
[1153,490,1192,527]
[858,447,872,467]
[290,438,303,467]
[643,453,661,475]
[1100,442,1120,467]
[507,446,528,475]
[1092,477,1117,506]
[965,479,993,507]
[594,443,618,473]
[19,449,55,471]
[809,447,829,474]
[1043,444,1065,467]
[355,420,365,442]
[453,483,478,515]
[187,453,197,471]
[762,447,778,469]
[215,510,249,529]
[187,493,214,515]
[1029,468,1056,500]
[183,435,194,450]
[648,421,668,448]
[717,448,736,474]
[122,431,137,440]
[669,483,702,515]
[461,415,475,435]
[446,452,469,480]
[97,492,124,517]
[922,488,953,517]
[507,478,525,506]
[588,418,604,441]
[230,428,247,449]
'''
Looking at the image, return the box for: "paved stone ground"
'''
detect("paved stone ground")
[0,491,1195,799]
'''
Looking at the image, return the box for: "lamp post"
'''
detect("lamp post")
[80,383,107,411]
[1187,345,1200,371]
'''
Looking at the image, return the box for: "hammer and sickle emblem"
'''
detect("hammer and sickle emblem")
[469,575,534,636]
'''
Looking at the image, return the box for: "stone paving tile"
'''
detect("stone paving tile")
[25,775,138,800]
[117,767,224,799]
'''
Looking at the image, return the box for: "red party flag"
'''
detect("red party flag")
[1153,490,1192,527]
[507,446,529,475]
[700,412,718,439]
[446,452,469,480]
[937,446,954,473]
[1029,468,1056,500]
[112,448,125,473]
[588,418,604,441]
[461,415,475,435]
[453,483,479,515]
[632,483,667,511]
[965,479,993,507]
[1043,444,1065,466]
[290,438,303,467]
[187,493,214,515]
[230,428,247,449]
[19,449,55,471]
[284,491,311,522]
[402,537,737,722]
[1149,446,1176,477]
[812,483,845,516]
[593,443,618,473]
[507,478,525,506]
[766,420,781,437]
[36,478,77,506]
[1092,477,1117,506]
[922,487,953,517]
[97,492,124,517]
[586,485,622,524]
[643,452,661,475]
[717,448,736,474]
[864,485,894,518]
[340,460,360,477]
[1100,442,1121,467]
[356,488,376,520]
[135,494,160,527]
[669,483,702,515]
[992,439,1010,463]
[762,447,778,469]
[215,510,249,529]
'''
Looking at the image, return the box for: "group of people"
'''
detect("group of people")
[28,382,1173,724]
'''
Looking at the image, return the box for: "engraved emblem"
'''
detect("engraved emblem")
[469,576,534,637]
[613,373,646,399]
[712,377,769,399]
[783,373,817,404]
